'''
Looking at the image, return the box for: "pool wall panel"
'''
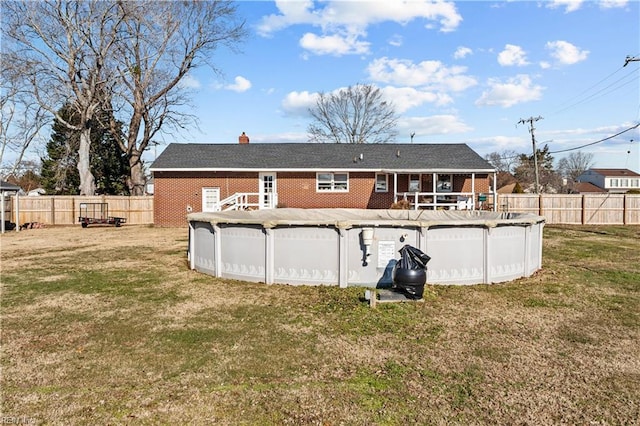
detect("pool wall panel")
[188,210,545,287]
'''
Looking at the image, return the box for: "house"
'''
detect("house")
[1,180,22,233]
[150,135,496,226]
[572,181,606,194]
[576,168,640,193]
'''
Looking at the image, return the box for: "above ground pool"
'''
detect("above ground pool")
[187,208,545,287]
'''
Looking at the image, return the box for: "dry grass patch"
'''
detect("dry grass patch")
[1,224,639,424]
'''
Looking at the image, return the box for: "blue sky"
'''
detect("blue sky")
[159,1,638,172]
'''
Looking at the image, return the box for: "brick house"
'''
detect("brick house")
[150,136,496,226]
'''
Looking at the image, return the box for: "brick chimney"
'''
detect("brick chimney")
[239,132,249,144]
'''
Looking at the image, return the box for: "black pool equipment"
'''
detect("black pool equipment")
[392,245,431,300]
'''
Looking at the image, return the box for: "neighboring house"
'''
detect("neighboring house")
[576,168,640,193]
[497,183,517,194]
[572,182,606,194]
[27,188,46,196]
[150,136,496,226]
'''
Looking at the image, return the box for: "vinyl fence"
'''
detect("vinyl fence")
[498,193,640,225]
[2,195,154,226]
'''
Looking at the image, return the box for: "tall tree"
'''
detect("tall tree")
[0,64,49,179]
[41,104,129,195]
[106,1,247,195]
[40,106,81,194]
[308,84,398,144]
[485,150,519,189]
[2,0,122,195]
[513,144,562,193]
[557,151,594,182]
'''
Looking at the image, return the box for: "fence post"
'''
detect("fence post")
[538,194,543,217]
[581,194,586,225]
[623,194,627,225]
[51,197,55,225]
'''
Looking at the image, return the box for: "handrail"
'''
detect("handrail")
[218,192,273,211]
[396,191,477,210]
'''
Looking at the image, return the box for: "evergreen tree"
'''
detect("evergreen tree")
[40,105,80,194]
[41,105,129,195]
[513,144,562,193]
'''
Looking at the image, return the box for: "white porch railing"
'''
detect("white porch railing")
[396,191,480,210]
[218,192,276,211]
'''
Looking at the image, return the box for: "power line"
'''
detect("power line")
[548,122,640,155]
[549,68,638,116]
[488,122,639,166]
[624,55,639,67]
[547,54,639,118]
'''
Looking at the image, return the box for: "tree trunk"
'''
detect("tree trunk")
[129,153,146,196]
[77,128,96,195]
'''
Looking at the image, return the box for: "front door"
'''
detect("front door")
[259,173,277,209]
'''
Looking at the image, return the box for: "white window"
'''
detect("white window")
[202,187,220,212]
[375,174,388,192]
[631,179,639,188]
[610,178,619,188]
[408,174,421,192]
[621,178,629,187]
[317,173,348,192]
[437,174,452,192]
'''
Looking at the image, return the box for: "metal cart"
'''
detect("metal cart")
[78,203,126,228]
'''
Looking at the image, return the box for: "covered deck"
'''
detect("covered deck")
[388,170,497,211]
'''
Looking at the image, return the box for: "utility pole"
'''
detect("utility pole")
[518,116,543,193]
[623,55,639,67]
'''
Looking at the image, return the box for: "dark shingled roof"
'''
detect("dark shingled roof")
[151,143,494,172]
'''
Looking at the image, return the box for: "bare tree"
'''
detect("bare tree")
[2,0,122,195]
[485,150,519,174]
[0,68,49,178]
[106,1,246,195]
[485,150,519,190]
[557,151,594,181]
[308,84,398,144]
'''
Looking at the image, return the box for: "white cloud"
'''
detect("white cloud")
[259,0,462,34]
[398,115,473,136]
[178,74,201,89]
[367,57,477,92]
[257,1,462,56]
[453,46,472,60]
[281,90,317,115]
[256,0,320,36]
[497,44,529,67]
[546,0,584,13]
[388,34,403,47]
[381,86,453,113]
[282,84,454,118]
[299,32,370,56]
[545,40,589,65]
[599,0,628,8]
[225,76,252,92]
[470,136,529,152]
[475,74,544,108]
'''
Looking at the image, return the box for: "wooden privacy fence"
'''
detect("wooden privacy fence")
[498,194,640,225]
[2,194,639,226]
[3,195,154,226]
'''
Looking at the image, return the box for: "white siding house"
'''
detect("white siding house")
[577,168,640,193]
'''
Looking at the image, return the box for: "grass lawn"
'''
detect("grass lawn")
[1,224,639,425]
